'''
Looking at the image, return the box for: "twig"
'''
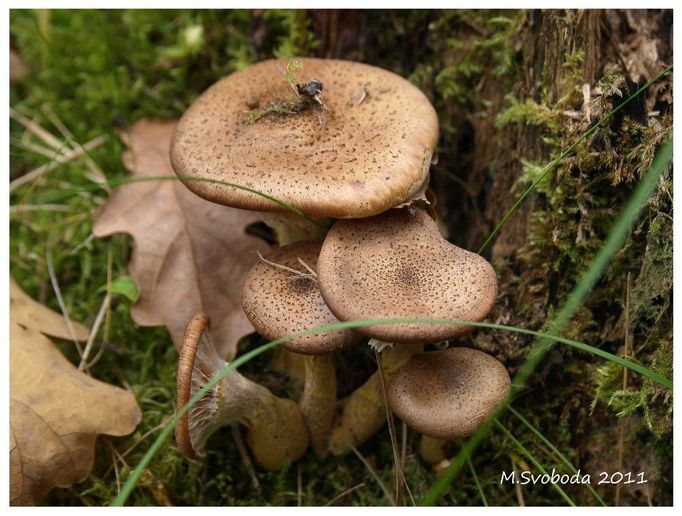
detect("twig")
[324,482,366,506]
[297,463,303,506]
[349,445,396,506]
[357,83,369,105]
[10,134,109,191]
[512,458,525,506]
[79,291,111,371]
[256,250,317,282]
[297,257,317,278]
[231,425,261,493]
[376,351,416,506]
[106,438,123,496]
[11,138,65,159]
[10,107,64,150]
[46,243,83,357]
[615,272,632,506]
[41,104,110,191]
[401,422,408,483]
[83,341,107,371]
[10,204,70,213]
[69,233,96,255]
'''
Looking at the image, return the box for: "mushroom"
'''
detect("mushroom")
[241,241,363,456]
[170,58,439,226]
[317,206,498,343]
[317,207,498,452]
[386,347,511,463]
[175,313,309,470]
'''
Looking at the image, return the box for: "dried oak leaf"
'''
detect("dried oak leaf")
[10,276,90,341]
[10,278,141,505]
[93,119,269,357]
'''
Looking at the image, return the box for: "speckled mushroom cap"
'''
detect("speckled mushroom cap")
[317,208,498,343]
[386,347,510,439]
[175,313,210,459]
[170,58,438,218]
[241,240,363,354]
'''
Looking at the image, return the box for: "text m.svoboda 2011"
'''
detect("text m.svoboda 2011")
[500,469,647,486]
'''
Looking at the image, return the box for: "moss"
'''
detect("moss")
[262,10,318,58]
[431,11,521,107]
[496,96,560,132]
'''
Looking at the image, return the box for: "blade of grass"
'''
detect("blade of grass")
[494,420,576,506]
[508,406,606,506]
[477,64,672,254]
[466,455,488,506]
[22,174,327,231]
[111,310,671,503]
[421,136,672,505]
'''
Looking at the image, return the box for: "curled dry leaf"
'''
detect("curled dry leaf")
[10,278,141,505]
[93,119,270,357]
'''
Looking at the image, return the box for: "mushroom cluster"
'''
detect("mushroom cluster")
[170,57,510,469]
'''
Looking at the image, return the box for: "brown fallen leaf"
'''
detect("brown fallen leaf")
[93,119,269,358]
[10,276,90,342]
[10,279,141,505]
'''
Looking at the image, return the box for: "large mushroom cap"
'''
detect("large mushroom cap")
[241,240,363,354]
[386,347,510,439]
[317,208,498,343]
[170,58,438,218]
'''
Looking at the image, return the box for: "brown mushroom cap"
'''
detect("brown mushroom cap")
[317,208,498,343]
[386,347,510,439]
[170,58,438,218]
[241,240,363,354]
[175,313,210,459]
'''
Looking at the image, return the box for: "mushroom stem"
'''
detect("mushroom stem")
[419,435,449,464]
[258,211,328,246]
[299,354,337,457]
[176,314,309,470]
[328,342,423,454]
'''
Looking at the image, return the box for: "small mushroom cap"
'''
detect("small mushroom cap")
[386,347,511,439]
[317,208,498,343]
[170,58,438,218]
[175,313,210,459]
[241,241,363,354]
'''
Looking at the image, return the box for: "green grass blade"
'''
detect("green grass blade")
[477,65,672,254]
[111,312,671,504]
[494,420,576,506]
[17,174,327,230]
[421,136,672,505]
[508,406,606,506]
[466,455,488,506]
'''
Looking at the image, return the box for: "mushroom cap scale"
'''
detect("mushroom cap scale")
[317,208,498,343]
[170,58,438,218]
[241,240,363,354]
[386,347,511,439]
